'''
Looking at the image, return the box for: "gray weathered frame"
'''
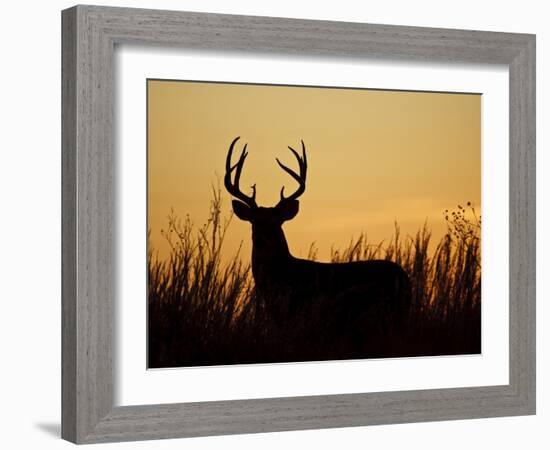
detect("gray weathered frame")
[61,4,536,444]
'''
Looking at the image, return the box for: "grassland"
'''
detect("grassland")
[148,189,481,368]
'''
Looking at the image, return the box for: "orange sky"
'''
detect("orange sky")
[148,80,480,263]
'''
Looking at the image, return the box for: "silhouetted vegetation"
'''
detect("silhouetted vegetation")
[148,189,481,368]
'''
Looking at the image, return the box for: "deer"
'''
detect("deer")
[224,136,410,340]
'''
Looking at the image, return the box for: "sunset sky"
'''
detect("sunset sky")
[148,79,480,263]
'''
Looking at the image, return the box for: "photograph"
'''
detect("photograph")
[147,79,482,368]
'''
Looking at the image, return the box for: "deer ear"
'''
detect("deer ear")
[278,200,299,221]
[232,200,253,221]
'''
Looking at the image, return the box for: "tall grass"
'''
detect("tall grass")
[148,191,481,368]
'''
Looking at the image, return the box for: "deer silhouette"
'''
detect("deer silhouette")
[224,136,410,334]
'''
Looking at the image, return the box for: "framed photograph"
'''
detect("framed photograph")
[62,5,536,444]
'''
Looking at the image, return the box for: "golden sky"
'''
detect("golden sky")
[148,80,480,262]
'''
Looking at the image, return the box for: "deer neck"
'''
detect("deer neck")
[251,224,292,273]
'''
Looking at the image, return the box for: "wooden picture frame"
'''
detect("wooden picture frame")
[61,5,536,444]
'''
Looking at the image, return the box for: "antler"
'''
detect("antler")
[277,140,308,203]
[224,137,257,208]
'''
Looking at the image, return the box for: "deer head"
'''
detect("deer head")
[224,136,307,259]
